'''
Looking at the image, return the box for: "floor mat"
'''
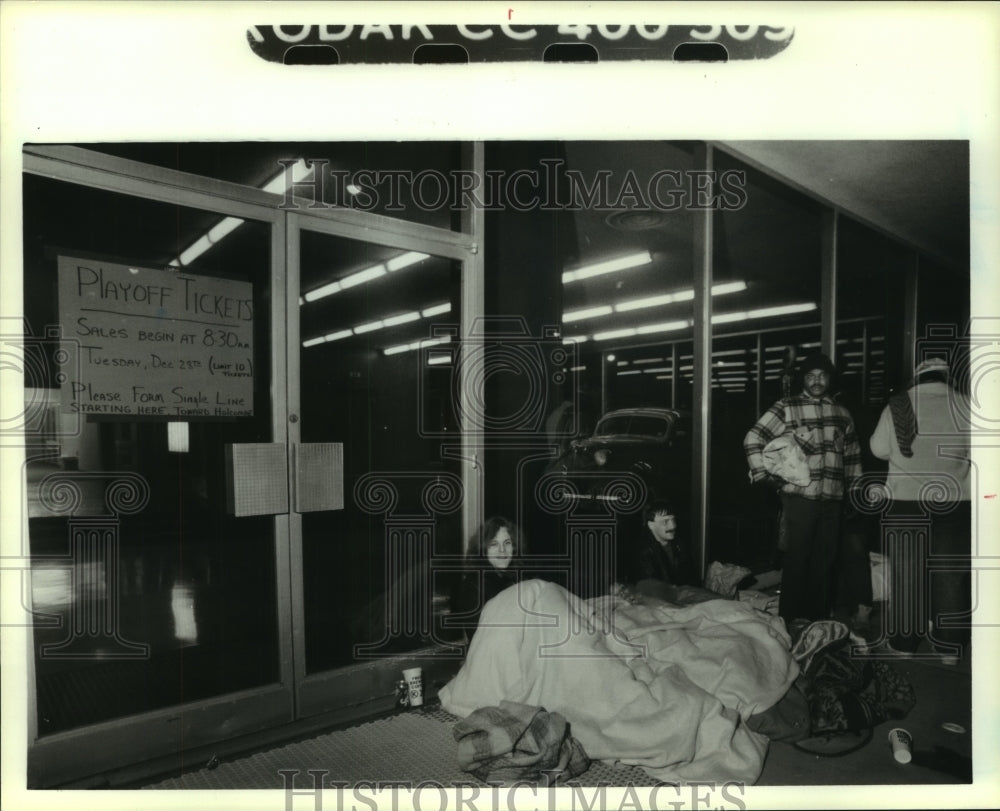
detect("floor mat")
[143,706,652,789]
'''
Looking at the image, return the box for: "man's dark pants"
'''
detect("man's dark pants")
[778,494,842,622]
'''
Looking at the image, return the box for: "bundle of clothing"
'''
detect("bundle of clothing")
[788,620,916,755]
[452,700,589,784]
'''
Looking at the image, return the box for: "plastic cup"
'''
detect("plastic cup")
[888,727,912,764]
[402,667,423,707]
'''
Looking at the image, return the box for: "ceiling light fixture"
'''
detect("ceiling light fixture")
[711,303,818,325]
[562,251,653,284]
[586,302,817,343]
[563,281,747,323]
[303,302,451,349]
[563,305,614,323]
[383,335,451,356]
[171,159,313,268]
[421,303,452,318]
[636,320,689,335]
[387,251,430,272]
[352,319,384,335]
[302,252,431,304]
[383,311,422,327]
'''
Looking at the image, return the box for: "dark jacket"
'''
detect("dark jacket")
[631,528,697,590]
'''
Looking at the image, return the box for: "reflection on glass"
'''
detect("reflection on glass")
[170,582,199,646]
[23,172,279,736]
[299,230,463,674]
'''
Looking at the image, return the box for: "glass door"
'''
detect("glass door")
[19,145,481,786]
[21,153,294,787]
[287,213,473,721]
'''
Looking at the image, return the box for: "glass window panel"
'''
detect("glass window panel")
[917,258,971,392]
[710,150,824,569]
[836,217,909,392]
[713,151,824,335]
[22,173,279,735]
[298,229,463,673]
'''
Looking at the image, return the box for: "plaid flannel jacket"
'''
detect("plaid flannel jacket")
[744,393,862,501]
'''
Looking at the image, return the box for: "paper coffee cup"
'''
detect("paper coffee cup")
[402,667,423,707]
[888,727,912,764]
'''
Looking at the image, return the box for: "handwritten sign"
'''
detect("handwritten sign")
[57,256,254,418]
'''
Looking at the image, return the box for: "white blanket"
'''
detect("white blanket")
[439,579,798,785]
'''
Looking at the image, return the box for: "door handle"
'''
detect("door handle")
[224,443,289,516]
[291,443,344,513]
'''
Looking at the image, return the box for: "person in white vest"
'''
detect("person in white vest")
[869,356,972,661]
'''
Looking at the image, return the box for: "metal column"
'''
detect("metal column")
[821,209,839,359]
[691,143,714,579]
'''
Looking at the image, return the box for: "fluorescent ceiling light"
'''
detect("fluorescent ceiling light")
[562,336,588,345]
[387,251,430,272]
[711,303,817,325]
[564,281,747,322]
[427,354,451,366]
[172,160,314,268]
[633,357,664,365]
[383,335,451,356]
[303,280,342,302]
[612,291,692,313]
[261,159,314,195]
[174,216,246,267]
[562,251,652,284]
[383,311,421,327]
[303,303,450,348]
[302,252,430,304]
[563,305,614,323]
[353,320,384,335]
[636,320,689,335]
[594,327,638,342]
[617,370,642,376]
[569,365,587,372]
[421,303,452,318]
[339,265,387,290]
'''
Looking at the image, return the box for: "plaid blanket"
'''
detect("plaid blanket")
[453,700,590,784]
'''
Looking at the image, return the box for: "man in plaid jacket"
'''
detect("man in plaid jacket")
[744,352,862,623]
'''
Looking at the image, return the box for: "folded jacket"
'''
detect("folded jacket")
[453,700,590,784]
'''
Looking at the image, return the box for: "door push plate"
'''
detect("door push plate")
[292,443,344,513]
[224,443,289,517]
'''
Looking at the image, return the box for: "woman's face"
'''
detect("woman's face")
[485,527,514,570]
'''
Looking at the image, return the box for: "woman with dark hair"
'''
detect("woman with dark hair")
[450,516,525,639]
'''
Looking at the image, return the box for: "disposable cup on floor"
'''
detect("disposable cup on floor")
[888,727,912,764]
[402,667,423,707]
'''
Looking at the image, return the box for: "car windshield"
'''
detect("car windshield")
[595,414,670,439]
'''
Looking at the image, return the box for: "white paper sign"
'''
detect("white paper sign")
[57,256,254,418]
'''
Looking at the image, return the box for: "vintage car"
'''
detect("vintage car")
[544,406,692,515]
